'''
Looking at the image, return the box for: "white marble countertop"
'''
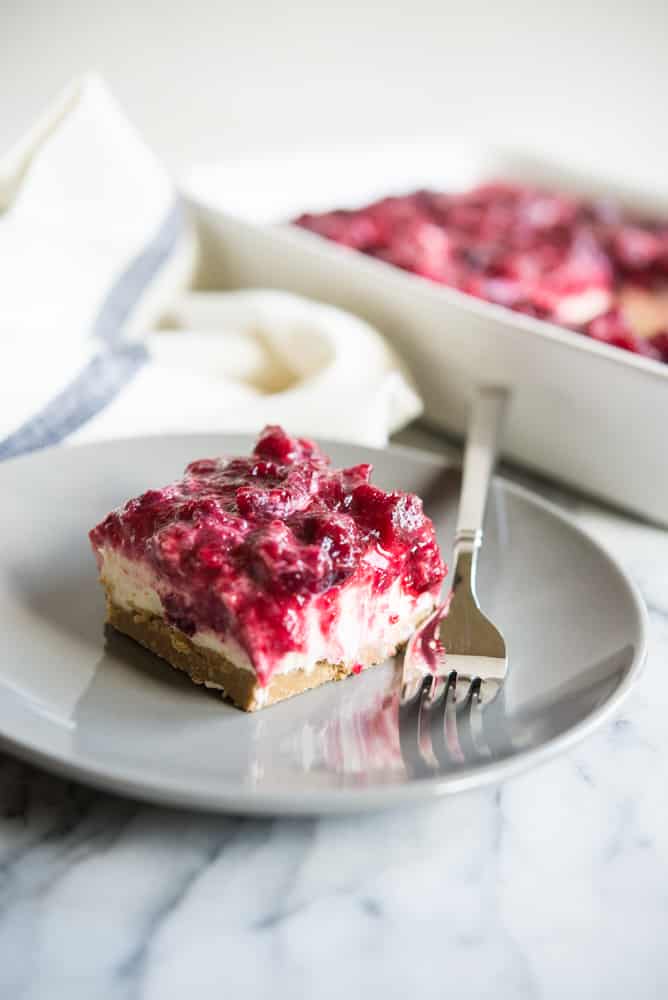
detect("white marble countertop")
[1,428,667,1000]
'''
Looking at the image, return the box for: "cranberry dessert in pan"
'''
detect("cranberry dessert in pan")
[90,426,446,711]
[295,182,668,362]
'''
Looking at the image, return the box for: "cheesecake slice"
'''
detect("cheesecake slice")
[89,426,446,711]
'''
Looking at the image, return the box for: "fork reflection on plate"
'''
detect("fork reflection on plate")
[400,385,510,773]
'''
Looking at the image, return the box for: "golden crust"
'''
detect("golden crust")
[106,600,381,712]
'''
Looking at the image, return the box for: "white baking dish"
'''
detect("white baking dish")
[186,143,668,524]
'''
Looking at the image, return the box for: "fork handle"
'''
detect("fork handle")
[455,385,509,550]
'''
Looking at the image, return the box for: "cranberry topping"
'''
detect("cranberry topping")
[90,426,446,684]
[650,331,668,363]
[294,182,668,363]
[587,309,661,360]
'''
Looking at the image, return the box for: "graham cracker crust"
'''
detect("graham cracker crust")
[106,600,377,712]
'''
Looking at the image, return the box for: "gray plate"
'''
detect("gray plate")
[0,435,648,815]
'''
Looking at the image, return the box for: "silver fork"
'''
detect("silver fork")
[400,386,509,770]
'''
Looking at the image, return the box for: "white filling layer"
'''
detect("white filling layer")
[98,547,435,681]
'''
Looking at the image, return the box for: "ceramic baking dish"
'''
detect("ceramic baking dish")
[186,143,668,524]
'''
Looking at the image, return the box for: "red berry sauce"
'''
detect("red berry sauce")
[294,182,668,362]
[90,426,446,684]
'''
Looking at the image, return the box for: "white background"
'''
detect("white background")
[3,0,667,185]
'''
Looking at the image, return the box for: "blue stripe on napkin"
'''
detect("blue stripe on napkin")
[0,343,149,461]
[94,201,185,346]
[0,200,186,461]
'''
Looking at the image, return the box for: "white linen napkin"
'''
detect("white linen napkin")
[0,76,422,461]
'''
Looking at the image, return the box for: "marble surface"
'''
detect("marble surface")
[1,429,667,999]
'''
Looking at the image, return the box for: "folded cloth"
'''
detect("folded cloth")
[0,77,421,460]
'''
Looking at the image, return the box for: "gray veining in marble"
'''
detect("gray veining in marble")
[1,428,667,999]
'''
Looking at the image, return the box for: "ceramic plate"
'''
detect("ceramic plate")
[0,435,647,814]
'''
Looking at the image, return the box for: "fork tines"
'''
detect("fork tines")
[399,669,490,775]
